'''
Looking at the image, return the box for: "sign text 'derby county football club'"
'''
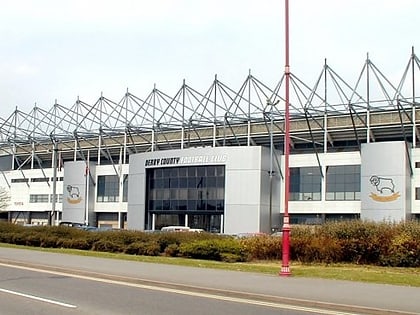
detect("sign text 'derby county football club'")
[144,155,227,167]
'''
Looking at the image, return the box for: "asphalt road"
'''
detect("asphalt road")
[0,264,318,315]
[0,247,419,315]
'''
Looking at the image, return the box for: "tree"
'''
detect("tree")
[0,186,10,211]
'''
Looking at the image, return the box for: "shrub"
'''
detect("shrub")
[379,231,420,267]
[240,235,281,260]
[125,241,161,256]
[179,238,246,262]
[40,236,59,248]
[92,239,123,253]
[291,236,342,263]
[1,220,420,267]
[317,221,393,264]
[57,238,93,250]
[163,243,179,257]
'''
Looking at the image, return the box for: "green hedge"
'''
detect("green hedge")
[0,221,419,266]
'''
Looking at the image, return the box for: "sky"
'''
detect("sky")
[0,0,419,119]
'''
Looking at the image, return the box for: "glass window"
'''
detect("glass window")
[11,178,29,183]
[178,188,187,200]
[170,189,178,199]
[179,167,187,177]
[97,175,119,202]
[207,176,216,188]
[155,178,164,188]
[50,194,63,203]
[178,199,187,210]
[156,214,186,230]
[163,178,170,188]
[196,177,205,188]
[123,174,128,202]
[29,194,49,203]
[145,165,225,221]
[163,168,171,178]
[155,169,163,178]
[207,166,216,176]
[290,167,322,201]
[179,178,188,188]
[416,187,420,200]
[187,177,197,188]
[156,189,164,199]
[188,189,198,200]
[188,167,196,177]
[326,165,361,201]
[31,177,49,183]
[170,178,179,188]
[170,168,179,177]
[197,166,206,177]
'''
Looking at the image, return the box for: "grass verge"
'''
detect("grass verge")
[1,243,419,287]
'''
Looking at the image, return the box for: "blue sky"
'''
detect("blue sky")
[0,0,419,118]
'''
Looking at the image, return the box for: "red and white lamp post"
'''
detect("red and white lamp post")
[280,0,291,277]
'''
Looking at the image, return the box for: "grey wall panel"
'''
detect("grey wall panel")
[127,173,145,229]
[224,205,260,234]
[361,142,409,221]
[62,161,96,224]
[127,146,273,233]
[225,170,260,205]
[127,153,146,229]
[87,164,96,226]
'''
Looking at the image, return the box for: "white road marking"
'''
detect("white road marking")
[0,262,359,315]
[0,287,77,308]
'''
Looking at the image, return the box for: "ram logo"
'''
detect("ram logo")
[369,175,400,202]
[66,185,82,204]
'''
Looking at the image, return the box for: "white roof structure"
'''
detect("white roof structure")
[1,50,420,169]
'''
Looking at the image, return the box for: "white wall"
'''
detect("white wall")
[287,151,361,215]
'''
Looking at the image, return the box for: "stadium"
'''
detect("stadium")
[0,50,419,234]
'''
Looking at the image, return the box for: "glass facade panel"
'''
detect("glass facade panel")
[29,194,49,203]
[97,175,119,202]
[154,214,185,230]
[326,165,360,201]
[145,165,225,231]
[188,214,222,232]
[290,167,322,201]
[123,174,128,202]
[416,187,420,200]
[50,194,63,203]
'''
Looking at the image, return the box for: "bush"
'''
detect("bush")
[40,236,59,248]
[1,221,420,267]
[163,243,179,257]
[92,239,124,253]
[125,241,161,256]
[240,235,281,260]
[57,238,93,250]
[378,222,420,267]
[317,221,392,264]
[179,238,247,262]
[291,235,342,263]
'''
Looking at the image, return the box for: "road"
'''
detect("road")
[1,264,322,315]
[0,247,419,315]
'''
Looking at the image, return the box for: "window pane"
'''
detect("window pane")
[325,165,360,200]
[145,166,225,220]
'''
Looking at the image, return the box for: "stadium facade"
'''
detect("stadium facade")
[1,51,420,233]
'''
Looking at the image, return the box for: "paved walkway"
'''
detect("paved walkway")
[0,247,419,314]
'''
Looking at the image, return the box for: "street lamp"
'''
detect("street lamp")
[280,0,291,276]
